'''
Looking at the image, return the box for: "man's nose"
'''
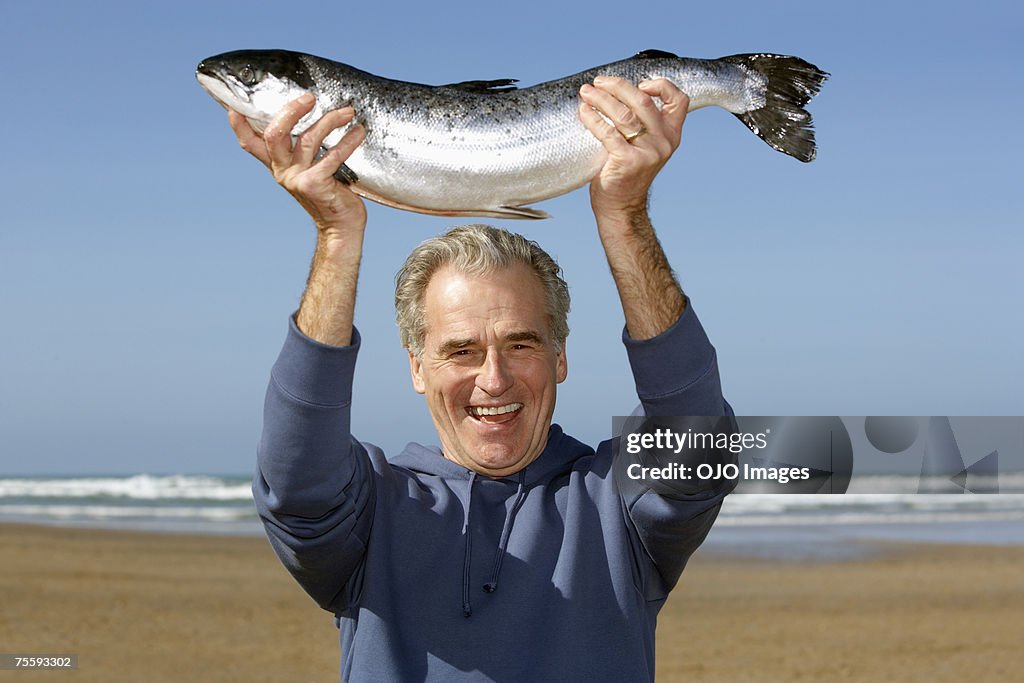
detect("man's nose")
[476,351,513,396]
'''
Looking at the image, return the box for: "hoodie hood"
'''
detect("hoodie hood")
[388,424,594,484]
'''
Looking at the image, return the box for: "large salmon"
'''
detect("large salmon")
[197,49,828,219]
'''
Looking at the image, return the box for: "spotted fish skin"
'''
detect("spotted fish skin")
[197,49,828,219]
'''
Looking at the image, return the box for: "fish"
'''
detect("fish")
[196,49,828,219]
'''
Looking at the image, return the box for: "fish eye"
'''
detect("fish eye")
[238,66,257,86]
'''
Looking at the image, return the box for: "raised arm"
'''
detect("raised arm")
[228,94,367,345]
[231,97,374,612]
[578,76,728,415]
[580,78,733,597]
[578,77,688,340]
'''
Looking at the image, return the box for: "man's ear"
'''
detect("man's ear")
[408,349,426,394]
[556,339,568,384]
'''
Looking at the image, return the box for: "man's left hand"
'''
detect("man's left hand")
[578,77,689,220]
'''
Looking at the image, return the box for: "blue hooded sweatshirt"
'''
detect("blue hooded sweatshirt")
[254,301,732,681]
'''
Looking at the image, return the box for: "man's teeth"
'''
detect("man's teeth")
[470,403,523,417]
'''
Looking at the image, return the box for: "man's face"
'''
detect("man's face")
[408,263,568,477]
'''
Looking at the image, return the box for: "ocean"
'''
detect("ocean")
[2,473,1023,557]
[0,474,262,535]
[711,473,1024,559]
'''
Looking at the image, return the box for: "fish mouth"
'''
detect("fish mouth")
[196,64,252,108]
[195,60,217,79]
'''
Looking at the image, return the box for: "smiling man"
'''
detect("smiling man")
[234,76,733,681]
[403,253,568,478]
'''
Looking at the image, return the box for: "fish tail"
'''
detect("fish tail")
[721,54,829,162]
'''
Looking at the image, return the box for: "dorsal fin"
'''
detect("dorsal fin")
[634,49,679,60]
[441,78,519,94]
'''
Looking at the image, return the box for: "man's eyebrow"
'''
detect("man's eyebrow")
[436,338,477,356]
[506,330,544,344]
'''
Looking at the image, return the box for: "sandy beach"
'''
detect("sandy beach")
[2,523,1022,682]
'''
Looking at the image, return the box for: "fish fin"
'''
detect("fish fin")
[441,79,520,94]
[349,184,550,220]
[721,54,829,163]
[313,145,361,184]
[414,205,550,220]
[496,205,550,220]
[333,163,359,185]
[634,49,679,60]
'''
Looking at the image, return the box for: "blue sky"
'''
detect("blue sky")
[1,1,1020,475]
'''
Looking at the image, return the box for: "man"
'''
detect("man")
[231,75,732,681]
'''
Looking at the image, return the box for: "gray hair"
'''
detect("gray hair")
[395,224,570,358]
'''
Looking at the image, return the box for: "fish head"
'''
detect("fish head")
[196,50,319,134]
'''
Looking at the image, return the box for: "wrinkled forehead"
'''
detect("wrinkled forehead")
[424,263,545,306]
[422,264,549,333]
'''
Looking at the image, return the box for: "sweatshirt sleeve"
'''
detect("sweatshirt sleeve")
[252,316,375,613]
[622,300,732,417]
[621,300,735,599]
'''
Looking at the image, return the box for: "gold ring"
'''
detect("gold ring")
[623,126,647,142]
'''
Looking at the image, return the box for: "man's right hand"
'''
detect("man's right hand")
[228,95,367,240]
[228,96,368,346]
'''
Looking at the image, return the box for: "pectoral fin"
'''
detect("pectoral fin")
[333,163,359,185]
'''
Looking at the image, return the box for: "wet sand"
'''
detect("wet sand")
[2,523,1022,682]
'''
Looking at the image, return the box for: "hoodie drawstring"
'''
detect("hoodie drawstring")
[483,470,528,595]
[462,472,477,617]
[461,470,530,617]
